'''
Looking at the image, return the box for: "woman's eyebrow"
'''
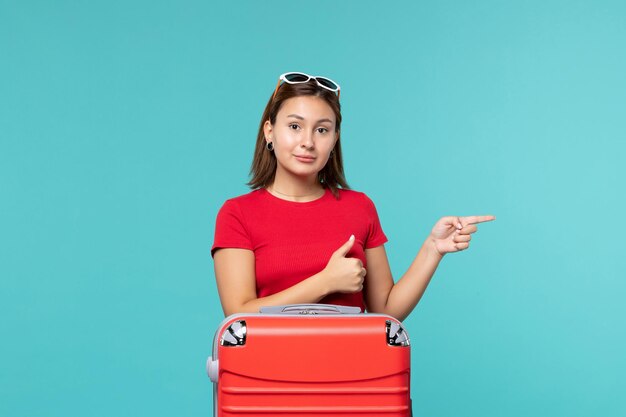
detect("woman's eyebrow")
[286,114,333,124]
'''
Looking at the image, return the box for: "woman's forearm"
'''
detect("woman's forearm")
[384,237,444,321]
[233,271,332,315]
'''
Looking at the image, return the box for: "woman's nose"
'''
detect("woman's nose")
[300,131,314,148]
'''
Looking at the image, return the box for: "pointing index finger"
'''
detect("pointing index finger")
[460,215,496,226]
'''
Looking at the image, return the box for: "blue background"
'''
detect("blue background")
[1,1,625,416]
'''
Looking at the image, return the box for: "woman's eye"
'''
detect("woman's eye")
[289,124,300,130]
[317,127,328,134]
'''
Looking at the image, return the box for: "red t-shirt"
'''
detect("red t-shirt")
[211,188,388,311]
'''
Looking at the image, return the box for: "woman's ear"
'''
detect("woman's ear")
[263,120,273,143]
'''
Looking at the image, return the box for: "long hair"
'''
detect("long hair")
[247,80,349,198]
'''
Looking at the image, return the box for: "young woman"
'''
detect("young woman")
[211,72,495,321]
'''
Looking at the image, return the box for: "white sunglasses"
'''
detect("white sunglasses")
[272,72,341,100]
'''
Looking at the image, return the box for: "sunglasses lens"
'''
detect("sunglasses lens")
[284,73,310,82]
[315,77,338,91]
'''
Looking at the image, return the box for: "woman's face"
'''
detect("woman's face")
[264,95,338,182]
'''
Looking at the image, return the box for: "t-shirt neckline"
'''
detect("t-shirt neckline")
[260,187,333,207]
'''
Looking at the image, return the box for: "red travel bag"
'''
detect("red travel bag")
[206,304,412,416]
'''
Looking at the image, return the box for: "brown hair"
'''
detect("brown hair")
[247,80,349,198]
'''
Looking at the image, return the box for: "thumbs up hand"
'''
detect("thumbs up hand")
[321,235,367,294]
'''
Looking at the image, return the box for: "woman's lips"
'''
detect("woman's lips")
[294,155,316,163]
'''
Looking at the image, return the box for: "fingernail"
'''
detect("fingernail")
[350,234,355,241]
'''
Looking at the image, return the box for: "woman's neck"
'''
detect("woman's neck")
[268,171,324,202]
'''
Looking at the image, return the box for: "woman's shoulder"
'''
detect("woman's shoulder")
[336,188,374,203]
[218,189,265,210]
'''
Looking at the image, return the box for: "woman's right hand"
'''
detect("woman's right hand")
[321,235,367,294]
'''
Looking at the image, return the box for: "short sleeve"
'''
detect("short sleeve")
[362,194,388,249]
[211,199,253,257]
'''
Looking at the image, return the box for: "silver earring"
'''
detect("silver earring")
[266,141,274,151]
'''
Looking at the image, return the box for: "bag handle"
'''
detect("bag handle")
[259,303,361,315]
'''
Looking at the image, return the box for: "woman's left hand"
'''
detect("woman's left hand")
[430,215,496,255]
